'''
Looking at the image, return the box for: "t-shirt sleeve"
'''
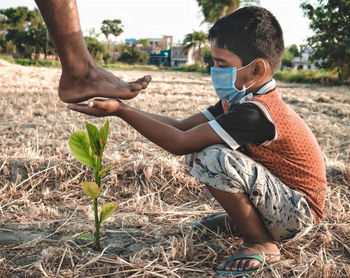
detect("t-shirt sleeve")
[202,100,223,120]
[207,103,275,149]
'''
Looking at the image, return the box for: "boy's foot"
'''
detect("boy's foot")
[216,241,280,275]
[192,212,239,235]
[58,65,152,103]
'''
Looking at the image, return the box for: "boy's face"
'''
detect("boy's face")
[210,39,251,90]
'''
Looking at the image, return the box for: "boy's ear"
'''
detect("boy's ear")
[252,58,268,77]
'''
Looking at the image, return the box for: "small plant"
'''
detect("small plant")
[68,120,117,250]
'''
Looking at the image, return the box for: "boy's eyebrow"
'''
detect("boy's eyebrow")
[212,56,227,62]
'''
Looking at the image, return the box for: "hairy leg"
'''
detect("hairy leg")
[35,0,151,103]
[206,186,280,272]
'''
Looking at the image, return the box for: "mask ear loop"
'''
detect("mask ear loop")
[243,81,256,91]
[238,59,257,93]
[236,59,256,71]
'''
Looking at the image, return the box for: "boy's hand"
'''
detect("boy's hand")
[68,98,124,117]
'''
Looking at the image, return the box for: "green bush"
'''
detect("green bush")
[0,55,15,63]
[103,63,158,71]
[14,58,60,67]
[274,69,339,85]
[103,51,111,65]
[118,44,148,65]
[84,36,105,63]
[181,63,202,72]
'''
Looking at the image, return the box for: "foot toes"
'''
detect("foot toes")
[217,256,264,273]
[225,261,235,271]
[216,260,227,271]
[138,75,152,83]
[134,75,152,84]
[140,81,149,89]
[129,83,143,91]
[249,258,262,270]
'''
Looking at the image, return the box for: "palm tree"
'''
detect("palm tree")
[101,19,123,50]
[183,31,208,67]
[196,0,260,23]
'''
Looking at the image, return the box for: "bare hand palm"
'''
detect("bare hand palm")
[68,99,122,117]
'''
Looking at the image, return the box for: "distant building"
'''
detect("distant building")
[125,38,137,47]
[124,35,196,67]
[148,50,171,66]
[293,47,317,70]
[125,35,173,54]
[170,45,195,67]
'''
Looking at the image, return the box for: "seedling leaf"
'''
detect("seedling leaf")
[81,182,100,199]
[100,202,118,223]
[77,233,94,242]
[99,164,113,178]
[69,131,95,168]
[100,120,109,149]
[86,123,101,155]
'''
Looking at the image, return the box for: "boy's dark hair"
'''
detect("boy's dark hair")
[208,6,284,72]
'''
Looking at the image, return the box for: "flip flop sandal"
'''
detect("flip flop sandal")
[191,212,239,235]
[214,253,279,277]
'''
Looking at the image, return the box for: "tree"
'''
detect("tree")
[301,0,350,82]
[183,31,208,67]
[0,7,54,58]
[139,38,150,47]
[203,46,214,73]
[0,7,28,30]
[288,44,299,57]
[84,36,106,62]
[282,45,300,68]
[196,0,260,23]
[100,19,123,49]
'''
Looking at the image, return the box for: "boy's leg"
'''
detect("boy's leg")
[35,0,151,103]
[187,144,314,272]
[206,186,280,271]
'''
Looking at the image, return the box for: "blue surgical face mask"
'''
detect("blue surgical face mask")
[211,60,256,104]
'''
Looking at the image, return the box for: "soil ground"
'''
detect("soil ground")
[0,60,349,277]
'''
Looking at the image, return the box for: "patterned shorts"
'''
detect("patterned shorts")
[185,144,314,242]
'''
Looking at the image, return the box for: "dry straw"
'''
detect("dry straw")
[0,61,349,277]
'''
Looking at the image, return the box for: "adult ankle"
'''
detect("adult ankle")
[61,58,96,80]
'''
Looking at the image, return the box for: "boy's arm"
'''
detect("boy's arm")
[68,100,224,155]
[132,108,208,131]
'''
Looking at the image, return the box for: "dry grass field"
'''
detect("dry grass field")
[0,59,349,277]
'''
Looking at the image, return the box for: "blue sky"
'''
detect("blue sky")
[0,0,313,46]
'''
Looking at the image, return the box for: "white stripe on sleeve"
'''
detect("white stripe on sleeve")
[202,109,215,121]
[208,120,240,150]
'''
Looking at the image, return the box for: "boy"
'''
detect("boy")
[69,6,327,276]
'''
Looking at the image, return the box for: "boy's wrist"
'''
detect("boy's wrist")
[115,101,128,117]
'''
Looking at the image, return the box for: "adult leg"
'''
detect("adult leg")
[35,0,151,103]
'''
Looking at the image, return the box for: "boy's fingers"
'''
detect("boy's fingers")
[68,103,104,117]
[88,99,108,110]
[68,103,90,114]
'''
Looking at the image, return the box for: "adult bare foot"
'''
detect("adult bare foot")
[58,64,152,103]
[216,240,280,273]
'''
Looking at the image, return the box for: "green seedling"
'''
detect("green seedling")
[68,120,117,250]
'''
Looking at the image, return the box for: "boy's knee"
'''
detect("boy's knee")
[186,145,249,193]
